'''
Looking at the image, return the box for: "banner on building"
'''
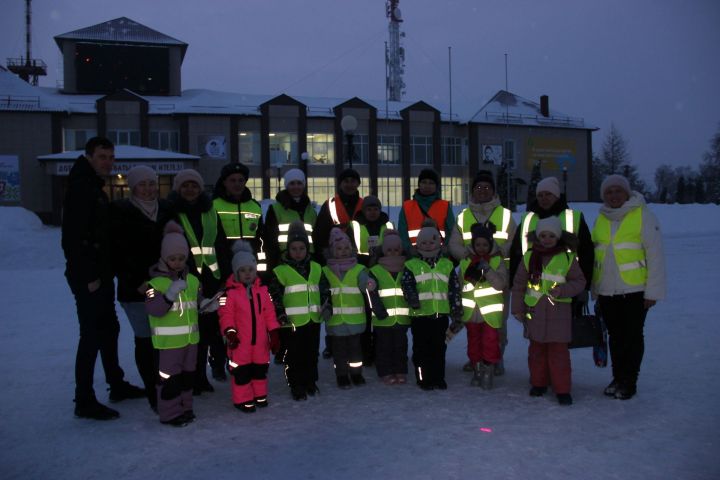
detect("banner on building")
[526,138,577,171]
[0,155,20,203]
[198,136,226,158]
[54,162,188,176]
[481,144,503,165]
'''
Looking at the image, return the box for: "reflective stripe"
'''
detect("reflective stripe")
[190,246,215,255]
[474,287,503,298]
[159,370,170,380]
[228,360,239,368]
[333,307,365,315]
[614,242,643,250]
[479,304,504,315]
[152,324,199,336]
[257,264,267,272]
[564,209,574,233]
[521,212,535,254]
[526,288,543,300]
[278,235,288,243]
[285,305,321,315]
[146,288,156,298]
[462,283,475,293]
[407,229,420,237]
[226,235,241,240]
[378,288,404,297]
[170,301,198,312]
[540,273,566,283]
[218,297,227,306]
[415,273,449,283]
[493,231,508,240]
[618,260,646,272]
[462,232,473,240]
[285,284,320,294]
[497,208,511,239]
[278,223,314,233]
[329,198,340,224]
[386,307,410,316]
[257,252,266,260]
[348,361,363,368]
[330,287,361,295]
[418,292,447,301]
[462,298,476,308]
[207,262,219,272]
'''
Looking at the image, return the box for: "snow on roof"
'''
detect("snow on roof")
[54,17,188,50]
[37,145,200,161]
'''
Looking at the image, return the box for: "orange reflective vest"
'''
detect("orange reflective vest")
[402,199,450,246]
[328,195,363,232]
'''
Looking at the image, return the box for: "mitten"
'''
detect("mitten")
[164,279,187,301]
[445,320,464,343]
[269,329,281,354]
[199,297,219,313]
[225,329,239,350]
[277,313,290,326]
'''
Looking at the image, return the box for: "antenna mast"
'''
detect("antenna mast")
[6,0,47,85]
[385,0,405,102]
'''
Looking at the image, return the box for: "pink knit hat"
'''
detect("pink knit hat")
[328,227,352,257]
[381,229,403,255]
[172,169,204,191]
[161,221,189,260]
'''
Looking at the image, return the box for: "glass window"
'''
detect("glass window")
[441,176,466,206]
[239,132,261,164]
[245,178,263,200]
[306,133,335,165]
[306,177,336,205]
[378,135,401,165]
[504,140,516,169]
[411,135,432,165]
[63,129,97,151]
[441,137,464,166]
[108,130,141,146]
[377,176,404,208]
[269,132,298,167]
[340,133,368,165]
[149,131,179,152]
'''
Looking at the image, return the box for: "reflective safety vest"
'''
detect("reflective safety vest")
[369,265,410,327]
[272,202,317,253]
[459,256,504,328]
[522,250,574,307]
[273,262,322,327]
[213,198,262,240]
[404,257,454,316]
[591,207,647,286]
[147,274,200,350]
[177,212,220,279]
[350,220,394,256]
[520,209,581,254]
[322,264,367,327]
[328,195,363,231]
[402,199,450,246]
[456,205,512,247]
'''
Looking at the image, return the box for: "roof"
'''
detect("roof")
[54,17,188,58]
[37,145,200,161]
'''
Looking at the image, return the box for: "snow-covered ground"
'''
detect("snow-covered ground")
[1,203,719,480]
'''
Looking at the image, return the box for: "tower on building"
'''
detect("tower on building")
[385,0,406,102]
[6,0,47,86]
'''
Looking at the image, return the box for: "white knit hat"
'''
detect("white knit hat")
[535,216,562,238]
[283,168,306,188]
[231,241,257,274]
[173,169,204,191]
[126,165,157,191]
[600,174,631,199]
[536,177,561,198]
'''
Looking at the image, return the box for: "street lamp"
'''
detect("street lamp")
[300,151,309,177]
[341,115,358,169]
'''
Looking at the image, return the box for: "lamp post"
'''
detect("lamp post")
[562,165,568,198]
[300,151,309,177]
[341,115,358,169]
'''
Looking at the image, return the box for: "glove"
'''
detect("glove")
[445,320,464,343]
[164,279,187,301]
[476,259,490,273]
[277,313,290,326]
[269,329,281,354]
[225,330,239,350]
[199,297,219,313]
[366,279,377,292]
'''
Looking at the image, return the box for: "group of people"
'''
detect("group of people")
[62,136,665,426]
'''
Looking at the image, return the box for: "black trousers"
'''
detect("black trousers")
[69,279,125,404]
[374,324,409,377]
[284,322,321,388]
[195,311,226,384]
[330,334,364,377]
[410,315,449,386]
[598,292,649,388]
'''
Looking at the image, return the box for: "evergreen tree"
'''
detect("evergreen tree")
[596,123,646,196]
[699,123,720,204]
[676,176,686,204]
[526,160,542,206]
[694,177,706,203]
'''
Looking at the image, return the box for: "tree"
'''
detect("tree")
[676,176,686,204]
[595,123,646,197]
[699,123,720,204]
[694,176,706,203]
[654,164,676,203]
[526,160,542,206]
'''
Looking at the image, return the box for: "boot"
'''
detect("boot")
[493,359,505,377]
[108,381,146,402]
[74,398,120,420]
[480,362,494,390]
[471,362,482,387]
[462,361,474,372]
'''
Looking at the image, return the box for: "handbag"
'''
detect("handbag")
[569,303,603,349]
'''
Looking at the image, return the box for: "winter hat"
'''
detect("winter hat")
[161,221,189,260]
[471,222,495,247]
[381,229,403,255]
[286,220,310,250]
[172,169,204,191]
[535,216,562,238]
[231,240,257,274]
[415,219,443,254]
[283,168,306,188]
[126,165,157,191]
[600,174,631,199]
[418,168,440,186]
[328,227,353,257]
[338,168,361,183]
[219,162,250,182]
[536,177,561,198]
[362,195,381,210]
[471,170,496,192]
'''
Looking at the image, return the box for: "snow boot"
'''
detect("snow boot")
[306,383,320,396]
[557,393,573,406]
[614,384,636,400]
[480,363,494,390]
[350,374,366,386]
[291,386,308,401]
[603,380,619,397]
[74,398,120,420]
[529,386,547,397]
[161,415,189,427]
[493,359,505,377]
[462,361,474,372]
[255,396,269,408]
[337,375,352,389]
[108,381,145,403]
[471,362,482,387]
[235,402,257,413]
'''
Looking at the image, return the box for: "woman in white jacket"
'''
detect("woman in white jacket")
[591,175,666,400]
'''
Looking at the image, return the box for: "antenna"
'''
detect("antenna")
[385,0,405,102]
[6,0,47,85]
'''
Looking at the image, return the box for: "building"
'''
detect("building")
[0,17,597,224]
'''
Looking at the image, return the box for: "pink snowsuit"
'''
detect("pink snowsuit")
[218,275,280,405]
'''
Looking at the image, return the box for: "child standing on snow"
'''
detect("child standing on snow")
[145,221,200,427]
[269,221,323,401]
[452,223,508,390]
[402,220,464,390]
[367,229,410,385]
[511,217,585,405]
[218,241,281,413]
[322,227,375,389]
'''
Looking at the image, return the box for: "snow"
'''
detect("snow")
[1,203,719,480]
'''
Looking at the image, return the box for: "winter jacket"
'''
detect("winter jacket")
[263,189,317,271]
[218,275,280,365]
[313,191,362,265]
[348,209,393,266]
[511,234,586,343]
[61,155,113,285]
[457,243,509,325]
[212,181,264,254]
[448,196,517,262]
[145,266,200,350]
[110,198,172,302]
[400,253,464,320]
[268,254,322,326]
[591,192,666,301]
[397,190,456,252]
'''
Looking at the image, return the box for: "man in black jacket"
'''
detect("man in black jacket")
[62,137,144,420]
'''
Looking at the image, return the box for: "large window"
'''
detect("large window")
[504,139,516,169]
[238,132,261,164]
[149,130,179,152]
[306,133,335,165]
[441,137,464,166]
[245,178,263,200]
[441,176,466,206]
[411,135,433,165]
[63,129,97,151]
[108,130,141,146]
[378,135,401,165]
[269,132,298,166]
[306,177,336,205]
[377,177,404,208]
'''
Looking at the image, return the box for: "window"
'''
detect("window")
[149,130,179,152]
[245,178,263,200]
[441,176,466,206]
[344,134,368,165]
[378,135,401,165]
[238,132,260,164]
[504,140,516,169]
[269,132,298,166]
[63,129,97,151]
[306,177,336,205]
[441,137,464,166]
[108,130,140,146]
[306,133,335,165]
[377,177,404,208]
[411,135,433,165]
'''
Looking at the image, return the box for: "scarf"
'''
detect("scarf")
[377,255,406,274]
[528,243,566,285]
[130,196,159,222]
[326,255,358,280]
[599,191,645,223]
[464,253,491,283]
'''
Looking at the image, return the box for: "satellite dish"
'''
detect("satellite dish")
[394,7,402,20]
[341,115,358,132]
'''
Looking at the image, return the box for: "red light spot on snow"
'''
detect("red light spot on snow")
[480,427,493,433]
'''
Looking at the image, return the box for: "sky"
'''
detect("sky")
[1,0,719,186]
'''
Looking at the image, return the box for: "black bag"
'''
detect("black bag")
[569,303,603,349]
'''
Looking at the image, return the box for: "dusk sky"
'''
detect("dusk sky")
[2,0,718,186]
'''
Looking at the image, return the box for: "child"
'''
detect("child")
[322,227,375,389]
[511,216,586,405]
[269,221,323,401]
[402,220,464,390]
[218,241,281,412]
[368,229,410,385]
[454,223,508,389]
[145,221,199,427]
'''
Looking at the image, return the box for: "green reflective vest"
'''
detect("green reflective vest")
[213,197,262,241]
[350,220,394,256]
[272,202,317,253]
[369,265,410,327]
[148,274,200,350]
[459,256,504,328]
[519,209,581,254]
[591,207,647,287]
[457,206,512,247]
[177,211,220,279]
[522,250,574,307]
[405,257,454,316]
[322,264,367,327]
[273,262,322,327]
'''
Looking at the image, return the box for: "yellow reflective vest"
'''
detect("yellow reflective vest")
[147,274,200,350]
[522,250,574,307]
[519,209,581,254]
[322,264,367,327]
[405,257,454,316]
[350,220,394,256]
[273,262,322,327]
[369,265,410,327]
[591,207,647,287]
[459,256,504,328]
[177,212,220,279]
[457,206,512,247]
[272,202,317,253]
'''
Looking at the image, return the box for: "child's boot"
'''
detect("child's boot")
[480,362,494,390]
[471,362,482,386]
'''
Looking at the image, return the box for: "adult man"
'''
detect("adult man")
[592,175,665,400]
[62,137,144,420]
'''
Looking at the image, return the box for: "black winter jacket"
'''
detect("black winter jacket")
[263,190,315,271]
